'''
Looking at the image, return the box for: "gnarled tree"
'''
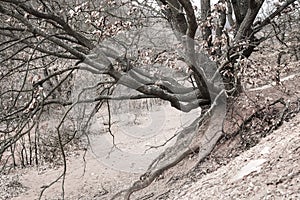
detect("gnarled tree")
[0,0,298,199]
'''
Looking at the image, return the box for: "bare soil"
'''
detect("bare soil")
[2,63,300,200]
[172,112,300,199]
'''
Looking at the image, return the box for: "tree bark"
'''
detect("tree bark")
[226,0,235,27]
[235,0,264,41]
[231,0,249,29]
[201,0,212,46]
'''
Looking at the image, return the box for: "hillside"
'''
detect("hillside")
[1,75,299,199]
[172,112,300,199]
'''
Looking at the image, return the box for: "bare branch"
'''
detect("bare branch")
[253,0,297,34]
[178,0,198,38]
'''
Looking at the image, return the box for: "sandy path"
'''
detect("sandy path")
[11,104,201,199]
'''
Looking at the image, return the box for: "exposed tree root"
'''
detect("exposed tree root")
[111,91,227,200]
[229,98,289,139]
[110,119,202,200]
[111,95,300,200]
[224,98,299,151]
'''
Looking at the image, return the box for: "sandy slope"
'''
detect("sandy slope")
[8,109,300,200]
[7,104,200,200]
[3,72,300,200]
[172,113,300,200]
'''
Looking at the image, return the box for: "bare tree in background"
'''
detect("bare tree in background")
[0,0,299,199]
